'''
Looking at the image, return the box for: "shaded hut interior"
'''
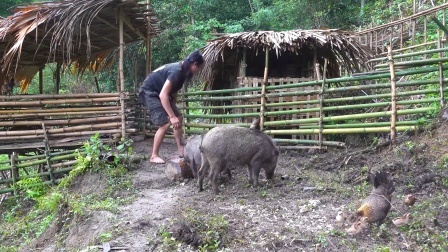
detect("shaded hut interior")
[211,46,344,91]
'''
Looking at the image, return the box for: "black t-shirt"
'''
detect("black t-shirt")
[141,62,187,95]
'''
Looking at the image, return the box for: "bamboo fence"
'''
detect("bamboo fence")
[0,149,82,195]
[128,44,448,148]
[0,92,136,154]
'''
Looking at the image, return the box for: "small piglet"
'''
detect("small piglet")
[183,135,203,178]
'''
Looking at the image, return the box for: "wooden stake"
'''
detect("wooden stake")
[39,68,43,94]
[388,46,397,141]
[400,23,403,49]
[41,122,55,185]
[260,48,269,130]
[438,30,445,106]
[318,59,328,150]
[118,9,126,140]
[94,76,100,93]
[10,152,17,195]
[146,0,152,75]
[424,17,427,59]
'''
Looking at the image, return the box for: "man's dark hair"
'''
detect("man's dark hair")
[182,50,204,80]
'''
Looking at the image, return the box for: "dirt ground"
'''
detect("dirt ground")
[10,119,448,251]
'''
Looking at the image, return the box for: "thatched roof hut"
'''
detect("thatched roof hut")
[0,0,160,92]
[200,29,373,90]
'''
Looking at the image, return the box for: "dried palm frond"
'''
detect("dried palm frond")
[0,0,160,92]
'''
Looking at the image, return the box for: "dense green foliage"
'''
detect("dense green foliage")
[0,0,33,16]
[2,0,439,93]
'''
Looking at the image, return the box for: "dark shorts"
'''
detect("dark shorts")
[139,90,182,126]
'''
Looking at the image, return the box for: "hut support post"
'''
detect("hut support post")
[119,9,126,140]
[146,0,152,75]
[438,30,445,106]
[388,46,397,142]
[260,48,269,130]
[143,0,151,138]
[54,62,61,94]
[242,48,247,77]
[39,68,43,94]
[94,76,100,93]
[318,60,327,150]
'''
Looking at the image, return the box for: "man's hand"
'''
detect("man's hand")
[170,116,181,129]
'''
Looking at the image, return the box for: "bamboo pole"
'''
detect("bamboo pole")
[119,9,126,140]
[260,48,269,130]
[17,150,78,162]
[184,112,259,119]
[0,106,121,114]
[264,126,418,135]
[0,135,45,141]
[0,123,123,137]
[263,107,432,126]
[48,129,136,138]
[376,40,446,56]
[438,30,445,106]
[50,160,78,169]
[14,152,84,169]
[0,97,120,107]
[374,56,448,68]
[184,122,253,128]
[299,121,424,129]
[0,93,121,100]
[272,138,345,147]
[369,47,448,63]
[388,46,397,141]
[0,110,124,119]
[0,116,121,127]
[39,68,43,94]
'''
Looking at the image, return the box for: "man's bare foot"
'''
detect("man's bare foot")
[150,156,165,164]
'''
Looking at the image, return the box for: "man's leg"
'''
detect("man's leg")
[174,116,184,157]
[150,122,170,164]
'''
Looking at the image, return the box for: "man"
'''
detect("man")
[139,51,204,164]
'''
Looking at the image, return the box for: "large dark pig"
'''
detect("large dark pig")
[198,125,279,194]
[183,135,203,178]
